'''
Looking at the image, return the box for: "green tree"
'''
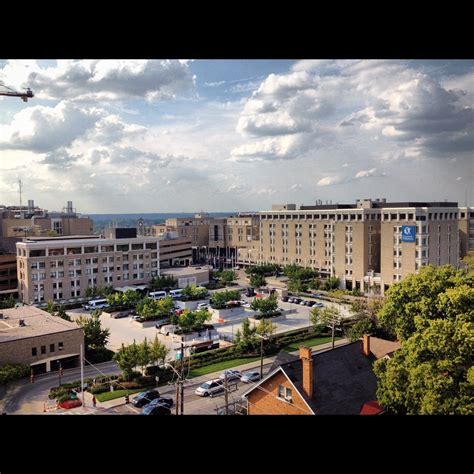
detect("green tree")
[150,275,178,291]
[348,316,376,342]
[250,296,278,317]
[324,276,340,291]
[181,285,208,300]
[234,317,258,353]
[114,343,138,381]
[378,265,474,343]
[256,317,276,338]
[76,310,110,350]
[0,294,16,309]
[46,300,56,315]
[138,337,151,374]
[219,270,237,286]
[149,335,169,368]
[462,250,474,273]
[374,316,474,414]
[288,279,304,295]
[210,289,241,309]
[55,305,71,322]
[250,274,266,288]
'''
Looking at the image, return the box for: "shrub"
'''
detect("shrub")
[0,364,30,385]
[89,383,111,395]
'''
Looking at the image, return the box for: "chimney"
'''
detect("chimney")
[19,319,26,327]
[299,346,313,399]
[363,335,371,357]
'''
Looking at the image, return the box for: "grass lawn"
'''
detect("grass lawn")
[282,336,342,353]
[189,357,261,378]
[95,387,145,403]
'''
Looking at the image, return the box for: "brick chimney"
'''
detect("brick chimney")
[299,346,313,399]
[363,335,371,357]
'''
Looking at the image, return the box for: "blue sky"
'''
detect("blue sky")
[0,59,472,213]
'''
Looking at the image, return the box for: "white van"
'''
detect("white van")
[83,298,110,311]
[149,291,167,300]
[168,289,183,299]
[160,324,176,336]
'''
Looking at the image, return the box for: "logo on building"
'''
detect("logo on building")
[401,225,415,242]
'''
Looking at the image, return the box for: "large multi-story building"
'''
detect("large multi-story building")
[0,200,93,239]
[157,232,193,268]
[458,207,474,261]
[226,214,260,265]
[16,232,160,305]
[0,254,18,296]
[259,199,466,294]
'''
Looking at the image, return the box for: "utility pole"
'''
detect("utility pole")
[175,378,180,416]
[80,344,85,407]
[224,370,229,415]
[180,342,184,415]
[331,320,335,349]
[260,335,264,379]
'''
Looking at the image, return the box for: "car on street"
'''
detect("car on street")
[239,300,250,307]
[240,371,261,383]
[144,396,174,409]
[219,369,241,382]
[195,379,225,397]
[141,404,171,415]
[131,389,161,408]
[197,302,210,310]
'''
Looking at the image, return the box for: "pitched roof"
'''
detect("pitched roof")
[360,400,384,415]
[368,337,401,360]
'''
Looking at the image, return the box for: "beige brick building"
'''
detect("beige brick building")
[0,306,84,373]
[16,234,160,304]
[458,207,474,261]
[259,199,464,294]
[226,214,260,265]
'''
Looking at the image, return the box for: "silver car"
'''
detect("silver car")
[219,369,241,382]
[195,379,225,397]
[240,371,261,383]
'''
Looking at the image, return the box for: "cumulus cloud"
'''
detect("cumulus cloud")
[234,60,473,161]
[0,60,195,102]
[354,168,386,179]
[0,101,104,152]
[317,176,344,186]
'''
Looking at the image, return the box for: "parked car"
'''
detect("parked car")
[304,300,312,306]
[314,302,324,308]
[141,404,171,415]
[197,302,210,310]
[112,309,133,319]
[145,396,174,409]
[219,369,241,382]
[239,300,250,307]
[83,298,110,311]
[245,287,255,297]
[312,293,322,298]
[288,297,295,303]
[292,298,302,304]
[281,296,289,302]
[195,379,225,397]
[131,389,161,408]
[241,371,261,383]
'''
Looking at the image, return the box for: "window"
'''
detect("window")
[278,385,293,402]
[32,347,37,356]
[59,342,64,351]
[50,343,55,352]
[41,346,46,355]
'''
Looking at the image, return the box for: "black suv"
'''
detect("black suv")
[131,389,161,408]
[245,287,255,297]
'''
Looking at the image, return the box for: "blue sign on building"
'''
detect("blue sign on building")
[401,225,416,242]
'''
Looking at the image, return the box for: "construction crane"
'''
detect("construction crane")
[0,83,34,102]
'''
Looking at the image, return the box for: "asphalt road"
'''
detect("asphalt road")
[0,360,120,414]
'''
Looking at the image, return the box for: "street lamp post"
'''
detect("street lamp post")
[255,331,268,380]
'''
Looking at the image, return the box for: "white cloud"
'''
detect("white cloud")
[317,176,344,186]
[0,60,195,102]
[354,168,385,179]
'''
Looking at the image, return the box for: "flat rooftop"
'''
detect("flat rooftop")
[0,306,81,343]
[161,266,210,276]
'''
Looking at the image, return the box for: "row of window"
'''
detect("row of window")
[32,342,64,356]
